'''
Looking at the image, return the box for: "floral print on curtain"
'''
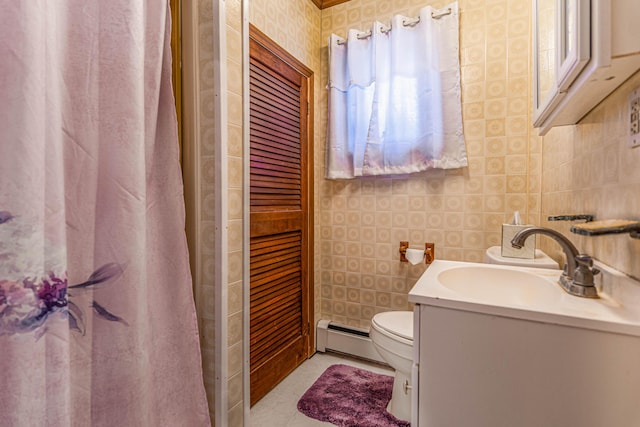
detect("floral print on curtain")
[0,211,126,337]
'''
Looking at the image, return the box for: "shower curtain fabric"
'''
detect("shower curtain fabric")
[0,2,210,426]
[326,2,467,179]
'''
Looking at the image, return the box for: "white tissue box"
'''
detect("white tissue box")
[501,224,535,259]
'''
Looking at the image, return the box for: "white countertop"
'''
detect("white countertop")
[408,260,640,337]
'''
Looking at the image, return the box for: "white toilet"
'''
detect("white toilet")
[370,310,413,422]
[370,247,558,421]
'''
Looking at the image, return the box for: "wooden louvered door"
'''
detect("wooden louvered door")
[249,25,313,406]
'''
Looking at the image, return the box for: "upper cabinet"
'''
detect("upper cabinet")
[533,0,640,134]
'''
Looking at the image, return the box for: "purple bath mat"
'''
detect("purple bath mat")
[296,364,411,427]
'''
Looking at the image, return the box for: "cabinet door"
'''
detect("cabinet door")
[533,0,591,127]
[533,0,561,124]
[411,306,420,426]
[556,0,590,91]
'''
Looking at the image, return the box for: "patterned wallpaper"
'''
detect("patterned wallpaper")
[249,0,537,332]
[318,0,538,329]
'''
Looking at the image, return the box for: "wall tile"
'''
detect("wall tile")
[541,70,640,279]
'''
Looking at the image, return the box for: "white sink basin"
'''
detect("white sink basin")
[408,260,640,336]
[437,266,557,306]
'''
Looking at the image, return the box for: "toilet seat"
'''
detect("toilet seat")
[371,311,413,343]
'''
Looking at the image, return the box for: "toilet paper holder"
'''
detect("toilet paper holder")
[399,241,435,264]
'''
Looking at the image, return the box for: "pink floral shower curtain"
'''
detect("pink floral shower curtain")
[0,2,211,426]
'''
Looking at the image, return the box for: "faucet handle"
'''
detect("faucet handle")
[573,254,599,288]
[575,254,600,273]
[575,254,593,268]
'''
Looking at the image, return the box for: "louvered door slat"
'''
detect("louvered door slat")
[251,286,300,325]
[249,39,302,214]
[249,230,302,364]
[250,62,300,100]
[249,115,301,143]
[251,141,301,160]
[251,278,300,312]
[249,63,300,99]
[250,108,301,135]
[250,174,301,186]
[250,129,302,155]
[251,181,300,192]
[251,292,301,330]
[251,232,300,249]
[251,245,300,264]
[250,169,299,181]
[250,96,300,126]
[249,92,301,123]
[251,146,301,166]
[249,153,300,176]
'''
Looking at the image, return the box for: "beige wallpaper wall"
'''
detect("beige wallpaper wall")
[318,0,539,329]
[540,70,640,281]
[248,0,538,337]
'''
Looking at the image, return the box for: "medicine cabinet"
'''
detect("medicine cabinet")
[533,0,640,134]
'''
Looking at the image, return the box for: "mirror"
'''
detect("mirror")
[533,0,592,129]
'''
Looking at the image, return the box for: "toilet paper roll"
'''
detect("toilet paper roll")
[405,248,424,265]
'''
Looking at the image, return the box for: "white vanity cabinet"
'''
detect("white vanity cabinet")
[411,303,640,427]
[533,0,640,134]
[408,260,640,427]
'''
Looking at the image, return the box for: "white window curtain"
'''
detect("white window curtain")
[326,2,467,179]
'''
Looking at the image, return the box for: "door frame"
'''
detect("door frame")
[243,22,315,417]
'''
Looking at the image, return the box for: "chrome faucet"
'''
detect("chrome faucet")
[510,226,600,298]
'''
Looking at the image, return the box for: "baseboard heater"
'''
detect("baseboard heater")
[316,319,385,364]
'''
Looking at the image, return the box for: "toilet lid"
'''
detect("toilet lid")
[372,311,413,341]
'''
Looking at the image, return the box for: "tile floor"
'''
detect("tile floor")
[249,351,393,427]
